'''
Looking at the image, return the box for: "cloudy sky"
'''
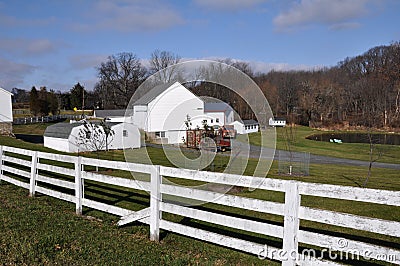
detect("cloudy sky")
[0,0,399,92]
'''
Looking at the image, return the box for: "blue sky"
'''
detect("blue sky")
[0,0,399,92]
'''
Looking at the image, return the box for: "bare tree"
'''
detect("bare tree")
[281,117,297,175]
[363,129,385,187]
[96,52,147,109]
[76,121,115,152]
[149,50,180,82]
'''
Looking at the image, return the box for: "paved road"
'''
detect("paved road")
[146,142,400,170]
[245,143,400,170]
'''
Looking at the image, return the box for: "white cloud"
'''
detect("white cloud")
[273,0,373,31]
[248,61,317,73]
[180,57,317,73]
[73,0,184,32]
[0,38,58,56]
[0,58,36,90]
[193,0,268,11]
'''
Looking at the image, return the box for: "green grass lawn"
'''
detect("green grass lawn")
[0,184,266,265]
[13,123,57,135]
[1,132,399,265]
[244,126,400,164]
[12,122,400,164]
[0,134,398,191]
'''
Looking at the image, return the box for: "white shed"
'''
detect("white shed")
[44,121,141,153]
[269,117,286,127]
[0,87,13,135]
[230,119,259,134]
[133,82,204,144]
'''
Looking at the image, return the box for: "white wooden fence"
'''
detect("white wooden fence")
[0,145,399,265]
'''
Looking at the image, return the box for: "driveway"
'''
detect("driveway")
[146,142,400,170]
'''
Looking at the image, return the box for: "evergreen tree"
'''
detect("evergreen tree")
[30,86,40,116]
[38,87,49,116]
[70,83,86,110]
[48,90,59,115]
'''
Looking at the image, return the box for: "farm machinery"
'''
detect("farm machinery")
[186,125,236,152]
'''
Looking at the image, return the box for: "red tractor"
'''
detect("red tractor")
[186,125,236,152]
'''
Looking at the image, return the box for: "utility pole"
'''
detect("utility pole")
[82,86,85,119]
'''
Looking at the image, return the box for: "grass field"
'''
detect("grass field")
[0,184,265,265]
[1,124,399,265]
[13,123,57,135]
[244,126,400,164]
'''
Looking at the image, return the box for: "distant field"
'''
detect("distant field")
[13,123,56,135]
[60,110,93,116]
[245,126,400,164]
[12,123,400,164]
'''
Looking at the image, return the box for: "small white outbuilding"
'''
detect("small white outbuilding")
[269,117,286,127]
[230,120,259,134]
[0,87,13,135]
[44,121,141,153]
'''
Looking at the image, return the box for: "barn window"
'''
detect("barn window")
[211,119,213,123]
[216,118,219,123]
[123,130,128,137]
[155,131,165,138]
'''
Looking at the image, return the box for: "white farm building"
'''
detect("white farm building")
[93,109,134,123]
[230,120,259,134]
[133,82,205,144]
[269,117,286,127]
[0,87,13,135]
[201,97,235,127]
[44,121,141,153]
[131,82,256,143]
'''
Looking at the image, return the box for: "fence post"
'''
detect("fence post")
[0,146,3,184]
[29,151,38,197]
[75,156,83,215]
[282,181,301,266]
[150,165,161,241]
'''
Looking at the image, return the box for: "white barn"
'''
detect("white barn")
[133,82,204,144]
[0,87,13,135]
[230,119,259,134]
[44,121,141,153]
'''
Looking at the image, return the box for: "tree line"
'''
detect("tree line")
[256,42,400,128]
[11,43,400,128]
[192,42,400,129]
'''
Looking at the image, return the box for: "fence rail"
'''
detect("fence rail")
[12,114,83,125]
[0,145,399,265]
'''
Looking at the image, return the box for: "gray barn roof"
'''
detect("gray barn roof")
[204,102,232,113]
[44,121,121,139]
[134,82,174,105]
[94,109,132,118]
[199,96,224,103]
[243,119,258,125]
